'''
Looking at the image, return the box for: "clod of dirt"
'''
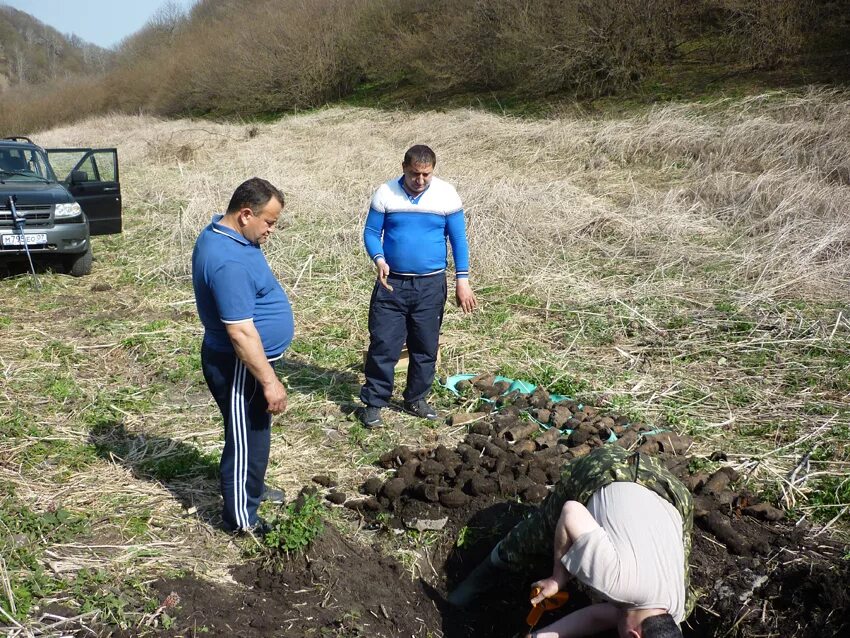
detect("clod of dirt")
[503,421,538,442]
[378,446,414,468]
[743,502,785,521]
[551,407,572,429]
[703,467,739,495]
[653,433,693,455]
[498,476,518,497]
[465,434,505,458]
[455,379,472,392]
[569,443,592,458]
[567,426,593,447]
[493,414,519,434]
[410,482,440,502]
[700,510,766,555]
[326,492,347,505]
[529,387,550,409]
[312,475,337,488]
[344,497,380,511]
[527,467,548,485]
[685,472,709,493]
[361,477,383,495]
[396,459,420,482]
[512,439,536,455]
[522,484,549,503]
[418,459,445,477]
[440,490,471,508]
[470,372,496,387]
[535,427,561,449]
[615,430,639,448]
[468,476,498,496]
[469,421,492,435]
[477,383,499,398]
[534,408,551,424]
[494,380,511,394]
[637,438,661,454]
[381,477,407,500]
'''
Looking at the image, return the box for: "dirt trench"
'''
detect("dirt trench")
[153,381,849,638]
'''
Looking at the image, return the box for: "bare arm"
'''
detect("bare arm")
[225,321,287,414]
[532,501,600,605]
[531,603,620,638]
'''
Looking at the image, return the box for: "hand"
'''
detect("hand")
[263,379,288,415]
[375,258,393,291]
[530,577,563,606]
[455,278,477,314]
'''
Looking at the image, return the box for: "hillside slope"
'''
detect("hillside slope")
[0,3,109,92]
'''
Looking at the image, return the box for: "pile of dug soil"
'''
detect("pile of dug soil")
[152,382,848,638]
[152,524,443,637]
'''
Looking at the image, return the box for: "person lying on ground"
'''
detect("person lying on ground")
[448,445,694,638]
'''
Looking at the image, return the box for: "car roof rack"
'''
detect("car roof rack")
[3,136,34,143]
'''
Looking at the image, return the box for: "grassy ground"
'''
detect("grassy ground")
[1,88,849,633]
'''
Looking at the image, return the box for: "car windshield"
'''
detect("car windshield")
[0,147,54,182]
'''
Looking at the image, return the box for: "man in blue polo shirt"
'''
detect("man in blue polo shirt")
[192,177,294,534]
[360,145,476,428]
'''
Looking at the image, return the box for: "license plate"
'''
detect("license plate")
[2,233,48,246]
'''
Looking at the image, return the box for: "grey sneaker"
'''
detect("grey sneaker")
[261,487,285,504]
[246,517,272,538]
[403,399,438,420]
[360,405,383,428]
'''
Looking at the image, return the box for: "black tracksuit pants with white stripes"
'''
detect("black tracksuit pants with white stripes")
[201,344,277,532]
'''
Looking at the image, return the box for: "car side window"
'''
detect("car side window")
[91,152,116,181]
[75,155,99,182]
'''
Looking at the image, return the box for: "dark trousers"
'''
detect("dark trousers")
[360,273,447,407]
[201,344,276,532]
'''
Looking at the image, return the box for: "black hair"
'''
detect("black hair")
[641,613,683,638]
[403,144,436,168]
[226,177,284,214]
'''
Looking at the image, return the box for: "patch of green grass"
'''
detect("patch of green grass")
[83,385,157,429]
[70,568,152,629]
[44,339,80,363]
[137,447,219,482]
[46,374,78,402]
[0,409,39,437]
[0,495,90,621]
[19,439,100,474]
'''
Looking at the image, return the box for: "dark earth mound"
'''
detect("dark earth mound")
[151,380,849,638]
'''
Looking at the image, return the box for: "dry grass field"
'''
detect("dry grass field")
[1,88,848,635]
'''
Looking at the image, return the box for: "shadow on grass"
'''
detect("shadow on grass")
[87,420,224,529]
[84,359,361,530]
[0,257,66,280]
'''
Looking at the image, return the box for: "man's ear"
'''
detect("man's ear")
[237,207,253,227]
[626,629,640,638]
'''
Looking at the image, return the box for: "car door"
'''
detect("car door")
[46,148,122,235]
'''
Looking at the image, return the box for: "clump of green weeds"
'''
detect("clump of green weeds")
[0,493,90,621]
[263,490,325,557]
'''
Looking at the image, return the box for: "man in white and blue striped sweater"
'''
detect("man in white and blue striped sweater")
[359,145,476,427]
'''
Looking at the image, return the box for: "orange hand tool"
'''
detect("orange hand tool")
[526,586,570,629]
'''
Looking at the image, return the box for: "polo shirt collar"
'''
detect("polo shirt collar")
[210,214,250,246]
[398,176,429,203]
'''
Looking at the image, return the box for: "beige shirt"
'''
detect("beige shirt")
[561,482,686,624]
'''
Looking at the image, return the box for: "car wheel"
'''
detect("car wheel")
[65,246,93,277]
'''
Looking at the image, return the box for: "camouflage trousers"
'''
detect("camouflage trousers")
[493,444,695,617]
